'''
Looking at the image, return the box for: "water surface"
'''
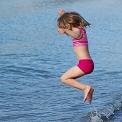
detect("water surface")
[0,0,122,121]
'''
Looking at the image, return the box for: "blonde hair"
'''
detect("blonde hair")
[57,12,90,30]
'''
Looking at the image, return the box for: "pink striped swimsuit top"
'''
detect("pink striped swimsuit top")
[72,28,88,47]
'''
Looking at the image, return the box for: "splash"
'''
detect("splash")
[90,97,122,122]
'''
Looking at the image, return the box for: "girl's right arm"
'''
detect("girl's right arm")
[64,28,82,39]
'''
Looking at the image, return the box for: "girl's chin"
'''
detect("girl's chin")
[58,29,65,34]
[59,31,64,34]
[58,28,64,34]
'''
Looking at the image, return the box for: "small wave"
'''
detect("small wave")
[78,95,122,122]
[89,96,122,122]
[0,65,54,79]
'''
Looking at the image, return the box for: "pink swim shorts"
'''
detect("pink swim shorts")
[77,59,94,74]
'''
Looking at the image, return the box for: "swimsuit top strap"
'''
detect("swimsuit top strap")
[72,28,88,47]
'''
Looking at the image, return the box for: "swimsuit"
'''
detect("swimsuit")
[72,28,88,47]
[72,28,94,74]
[77,59,94,74]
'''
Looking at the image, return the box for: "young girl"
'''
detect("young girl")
[57,9,94,103]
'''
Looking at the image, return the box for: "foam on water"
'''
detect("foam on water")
[89,96,122,122]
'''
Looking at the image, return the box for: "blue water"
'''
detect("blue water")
[0,0,122,122]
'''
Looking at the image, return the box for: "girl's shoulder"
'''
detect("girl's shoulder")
[79,27,86,34]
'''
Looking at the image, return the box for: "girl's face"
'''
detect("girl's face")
[57,27,65,34]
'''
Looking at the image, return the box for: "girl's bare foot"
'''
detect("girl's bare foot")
[83,86,94,104]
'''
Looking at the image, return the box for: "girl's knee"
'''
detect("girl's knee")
[60,75,67,82]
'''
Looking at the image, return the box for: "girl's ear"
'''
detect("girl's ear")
[66,24,72,30]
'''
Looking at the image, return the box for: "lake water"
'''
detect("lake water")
[0,0,122,122]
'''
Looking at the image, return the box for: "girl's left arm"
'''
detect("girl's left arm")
[58,9,65,16]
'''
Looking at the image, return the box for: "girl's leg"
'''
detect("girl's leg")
[60,66,94,103]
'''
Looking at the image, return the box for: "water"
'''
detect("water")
[0,0,122,121]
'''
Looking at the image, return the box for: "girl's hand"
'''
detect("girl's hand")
[58,9,65,16]
[58,28,65,34]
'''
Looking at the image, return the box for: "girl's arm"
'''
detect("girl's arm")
[64,28,82,39]
[58,9,65,16]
